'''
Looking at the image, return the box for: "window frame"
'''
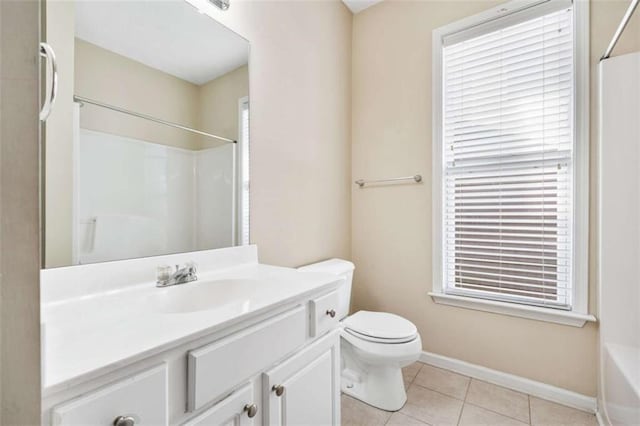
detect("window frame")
[236,95,250,246]
[430,0,594,327]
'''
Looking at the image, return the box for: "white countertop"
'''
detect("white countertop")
[42,262,340,396]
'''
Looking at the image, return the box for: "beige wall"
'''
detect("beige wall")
[199,65,248,147]
[352,0,640,397]
[75,38,201,150]
[0,0,41,422]
[76,40,249,151]
[197,0,353,266]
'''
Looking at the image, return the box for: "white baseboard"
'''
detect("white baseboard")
[419,351,597,414]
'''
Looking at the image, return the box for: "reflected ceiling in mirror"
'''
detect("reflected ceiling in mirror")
[44,0,250,268]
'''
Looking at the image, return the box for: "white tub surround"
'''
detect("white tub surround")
[599,52,640,426]
[75,128,235,264]
[41,245,343,425]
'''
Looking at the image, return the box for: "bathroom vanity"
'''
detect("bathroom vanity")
[41,246,343,425]
[37,1,347,424]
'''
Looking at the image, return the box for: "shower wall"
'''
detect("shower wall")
[76,128,234,264]
[598,51,640,425]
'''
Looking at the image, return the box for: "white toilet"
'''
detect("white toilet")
[298,259,422,411]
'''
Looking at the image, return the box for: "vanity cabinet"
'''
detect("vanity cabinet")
[44,287,342,426]
[263,331,340,426]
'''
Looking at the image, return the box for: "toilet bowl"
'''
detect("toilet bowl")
[298,259,422,412]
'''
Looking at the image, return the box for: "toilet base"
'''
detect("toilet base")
[338,316,422,412]
[341,365,407,411]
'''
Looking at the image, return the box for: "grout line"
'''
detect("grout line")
[397,367,437,426]
[464,401,531,425]
[394,408,434,426]
[411,362,423,382]
[457,377,473,425]
[383,409,397,426]
[456,385,469,425]
[456,404,465,425]
[463,377,472,402]
[410,379,468,402]
[528,394,532,425]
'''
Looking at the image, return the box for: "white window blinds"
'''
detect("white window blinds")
[442,4,574,308]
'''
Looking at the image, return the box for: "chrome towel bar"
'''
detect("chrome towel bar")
[355,174,423,188]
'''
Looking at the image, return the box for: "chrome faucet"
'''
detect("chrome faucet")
[156,262,198,287]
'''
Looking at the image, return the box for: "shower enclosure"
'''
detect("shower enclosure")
[598,37,640,426]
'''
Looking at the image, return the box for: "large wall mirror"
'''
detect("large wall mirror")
[44,0,250,268]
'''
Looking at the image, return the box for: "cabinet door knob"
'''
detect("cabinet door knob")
[244,403,258,418]
[113,416,135,426]
[326,309,336,318]
[272,384,285,396]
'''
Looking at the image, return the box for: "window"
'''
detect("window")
[237,97,250,246]
[431,0,593,326]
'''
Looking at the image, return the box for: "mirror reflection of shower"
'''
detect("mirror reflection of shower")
[43,0,249,267]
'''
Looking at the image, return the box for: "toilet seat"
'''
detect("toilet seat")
[344,328,417,344]
[342,311,418,344]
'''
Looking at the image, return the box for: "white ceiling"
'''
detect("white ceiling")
[341,0,384,14]
[75,0,249,85]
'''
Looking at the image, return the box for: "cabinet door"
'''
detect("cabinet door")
[263,330,340,426]
[184,383,256,426]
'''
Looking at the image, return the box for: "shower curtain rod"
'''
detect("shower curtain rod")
[601,0,639,60]
[73,95,236,144]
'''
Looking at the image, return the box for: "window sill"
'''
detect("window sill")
[429,292,597,327]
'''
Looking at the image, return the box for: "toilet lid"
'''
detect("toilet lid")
[342,311,417,341]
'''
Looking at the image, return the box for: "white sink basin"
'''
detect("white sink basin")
[151,279,265,314]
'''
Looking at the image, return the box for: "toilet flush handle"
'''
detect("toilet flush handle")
[326,309,336,318]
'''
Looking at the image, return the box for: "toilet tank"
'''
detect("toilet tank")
[298,259,355,320]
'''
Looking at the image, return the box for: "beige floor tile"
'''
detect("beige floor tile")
[400,383,464,425]
[465,380,530,423]
[459,403,529,426]
[386,412,430,425]
[413,364,471,400]
[530,397,598,426]
[403,362,423,387]
[341,394,392,426]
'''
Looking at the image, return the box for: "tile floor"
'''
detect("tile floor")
[341,362,598,426]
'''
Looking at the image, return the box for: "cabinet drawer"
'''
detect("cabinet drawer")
[188,306,306,412]
[51,364,168,426]
[309,290,340,337]
[184,383,256,426]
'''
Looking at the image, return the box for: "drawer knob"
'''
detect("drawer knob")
[326,309,336,318]
[113,416,135,426]
[244,403,258,418]
[272,384,285,397]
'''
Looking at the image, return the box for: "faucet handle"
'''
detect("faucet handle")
[157,265,172,283]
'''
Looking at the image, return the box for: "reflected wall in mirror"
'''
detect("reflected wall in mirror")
[44,0,250,268]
